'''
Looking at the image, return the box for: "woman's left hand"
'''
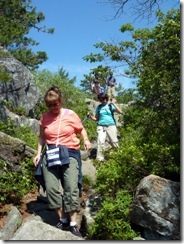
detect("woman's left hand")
[84,139,91,151]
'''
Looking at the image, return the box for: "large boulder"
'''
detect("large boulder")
[0,207,83,241]
[0,47,41,116]
[0,131,36,165]
[130,174,180,240]
[0,106,39,134]
[0,206,22,240]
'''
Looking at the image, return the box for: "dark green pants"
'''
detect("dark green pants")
[42,156,80,213]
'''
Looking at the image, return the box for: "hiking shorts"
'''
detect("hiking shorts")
[42,156,80,213]
[107,86,115,99]
[97,125,119,147]
[96,125,119,159]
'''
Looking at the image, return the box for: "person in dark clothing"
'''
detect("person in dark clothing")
[90,72,102,95]
[105,70,117,101]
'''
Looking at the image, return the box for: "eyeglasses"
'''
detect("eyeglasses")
[47,103,60,107]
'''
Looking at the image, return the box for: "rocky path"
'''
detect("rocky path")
[0,155,97,240]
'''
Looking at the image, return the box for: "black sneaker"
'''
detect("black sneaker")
[56,220,70,231]
[70,225,82,238]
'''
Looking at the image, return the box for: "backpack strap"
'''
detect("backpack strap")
[97,104,103,121]
[108,104,116,124]
[107,76,115,86]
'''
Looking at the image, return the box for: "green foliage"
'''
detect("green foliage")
[0,119,38,149]
[2,100,26,116]
[123,104,180,181]
[83,118,97,142]
[87,190,139,240]
[58,66,76,84]
[0,65,12,83]
[0,118,16,135]
[80,65,110,93]
[0,4,180,240]
[120,23,134,32]
[91,115,179,238]
[83,52,104,63]
[95,127,146,197]
[84,8,180,182]
[141,142,179,179]
[10,48,48,70]
[34,68,88,113]
[0,158,37,204]
[82,175,94,191]
[0,0,54,70]
[116,88,138,104]
[13,125,38,149]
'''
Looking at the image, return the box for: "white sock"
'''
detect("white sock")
[70,221,76,226]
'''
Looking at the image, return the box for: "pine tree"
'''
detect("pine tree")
[0,0,54,70]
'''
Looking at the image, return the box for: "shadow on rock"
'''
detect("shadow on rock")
[26,197,59,227]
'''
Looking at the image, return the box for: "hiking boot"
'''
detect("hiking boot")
[69,225,82,238]
[56,220,70,231]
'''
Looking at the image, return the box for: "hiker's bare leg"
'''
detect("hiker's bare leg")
[70,210,77,222]
[55,207,68,219]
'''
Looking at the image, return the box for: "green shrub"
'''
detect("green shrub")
[2,101,26,116]
[0,158,37,204]
[0,119,38,149]
[82,174,94,190]
[87,190,139,240]
[95,127,146,197]
[13,125,38,149]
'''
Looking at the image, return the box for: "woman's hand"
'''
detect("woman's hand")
[87,112,97,121]
[33,155,41,167]
[84,139,91,151]
[87,112,92,118]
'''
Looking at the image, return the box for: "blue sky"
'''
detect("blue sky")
[30,0,179,89]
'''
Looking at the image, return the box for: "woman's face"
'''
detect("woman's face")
[98,97,108,104]
[46,101,61,114]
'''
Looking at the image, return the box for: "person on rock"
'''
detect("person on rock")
[87,92,122,161]
[33,86,91,238]
[90,72,103,96]
[105,70,117,101]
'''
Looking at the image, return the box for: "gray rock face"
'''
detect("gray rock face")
[10,215,83,241]
[0,48,41,116]
[0,209,83,241]
[130,174,180,240]
[0,206,22,240]
[0,106,40,134]
[0,131,36,164]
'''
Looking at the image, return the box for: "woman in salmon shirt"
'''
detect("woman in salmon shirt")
[33,86,91,238]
